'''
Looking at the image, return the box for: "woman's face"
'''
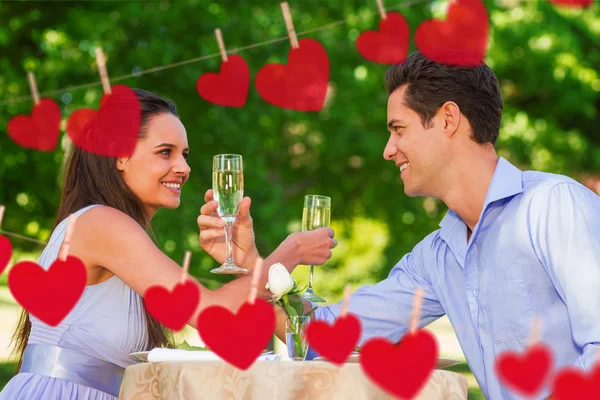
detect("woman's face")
[117,113,191,218]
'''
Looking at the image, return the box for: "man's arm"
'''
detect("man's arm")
[531,182,600,370]
[275,233,446,346]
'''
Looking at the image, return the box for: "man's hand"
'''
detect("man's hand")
[197,189,259,270]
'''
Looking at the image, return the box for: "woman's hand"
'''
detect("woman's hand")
[286,227,337,266]
[197,189,259,270]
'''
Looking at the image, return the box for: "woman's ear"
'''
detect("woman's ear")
[116,158,128,172]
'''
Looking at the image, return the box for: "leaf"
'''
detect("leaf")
[288,294,305,316]
[303,306,319,317]
[284,303,299,317]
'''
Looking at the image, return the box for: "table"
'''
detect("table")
[118,360,468,399]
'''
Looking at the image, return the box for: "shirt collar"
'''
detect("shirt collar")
[439,157,524,238]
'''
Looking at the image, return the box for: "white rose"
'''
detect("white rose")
[265,263,295,297]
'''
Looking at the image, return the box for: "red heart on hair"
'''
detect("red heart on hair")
[197,55,250,107]
[197,299,275,370]
[549,0,593,8]
[7,99,61,151]
[552,363,600,400]
[415,0,489,66]
[66,84,140,157]
[8,256,87,326]
[144,280,200,331]
[0,235,12,276]
[494,344,554,397]
[359,330,438,399]
[255,38,329,112]
[356,12,410,65]
[306,314,361,366]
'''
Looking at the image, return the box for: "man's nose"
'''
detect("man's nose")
[383,134,397,160]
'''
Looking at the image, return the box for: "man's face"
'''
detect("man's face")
[383,85,448,198]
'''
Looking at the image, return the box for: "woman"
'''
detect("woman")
[0,89,336,400]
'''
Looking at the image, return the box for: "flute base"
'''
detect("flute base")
[210,262,248,275]
[301,288,326,303]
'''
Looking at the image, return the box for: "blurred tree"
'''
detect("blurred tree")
[0,0,598,298]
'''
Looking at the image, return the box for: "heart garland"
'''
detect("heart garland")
[66,84,140,158]
[0,235,11,276]
[415,0,490,66]
[144,280,200,332]
[8,256,87,326]
[255,38,330,112]
[7,98,62,151]
[549,0,594,8]
[197,298,276,370]
[495,343,554,397]
[197,54,251,107]
[355,12,410,65]
[359,329,439,399]
[306,313,362,365]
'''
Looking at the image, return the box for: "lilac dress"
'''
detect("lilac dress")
[0,205,149,400]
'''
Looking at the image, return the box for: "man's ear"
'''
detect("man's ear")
[116,158,129,172]
[440,101,461,138]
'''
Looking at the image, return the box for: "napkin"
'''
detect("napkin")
[147,348,281,363]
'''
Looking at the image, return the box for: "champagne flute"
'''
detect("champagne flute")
[210,154,247,274]
[300,195,331,303]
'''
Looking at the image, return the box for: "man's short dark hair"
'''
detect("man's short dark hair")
[385,52,503,145]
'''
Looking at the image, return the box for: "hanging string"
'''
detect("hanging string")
[0,0,429,107]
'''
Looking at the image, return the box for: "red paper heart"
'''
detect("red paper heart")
[66,84,140,157]
[494,344,554,397]
[306,314,361,365]
[8,256,87,326]
[7,98,61,151]
[415,0,489,66]
[0,235,12,276]
[360,330,438,399]
[144,280,200,332]
[255,38,329,112]
[196,55,250,107]
[356,12,410,65]
[549,0,593,8]
[552,363,600,400]
[197,299,275,370]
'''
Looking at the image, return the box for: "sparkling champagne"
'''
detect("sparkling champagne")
[302,206,331,231]
[212,170,244,221]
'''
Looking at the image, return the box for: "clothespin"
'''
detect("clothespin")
[280,2,299,49]
[58,215,78,262]
[27,72,40,106]
[248,257,264,304]
[215,29,228,62]
[528,316,542,347]
[181,251,191,284]
[95,47,112,95]
[0,205,5,233]
[376,0,387,19]
[340,284,351,317]
[408,288,424,334]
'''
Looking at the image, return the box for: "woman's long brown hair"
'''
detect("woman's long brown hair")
[11,88,177,370]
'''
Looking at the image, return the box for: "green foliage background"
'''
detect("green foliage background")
[1,0,599,300]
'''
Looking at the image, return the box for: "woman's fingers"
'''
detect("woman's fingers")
[197,215,225,229]
[204,189,214,203]
[200,229,225,241]
[200,200,219,217]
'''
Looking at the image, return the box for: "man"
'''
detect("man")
[198,51,599,399]
[303,51,600,399]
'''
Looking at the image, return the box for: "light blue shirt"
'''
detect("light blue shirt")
[313,157,600,399]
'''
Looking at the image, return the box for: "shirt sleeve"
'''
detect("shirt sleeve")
[312,232,445,345]
[531,181,600,370]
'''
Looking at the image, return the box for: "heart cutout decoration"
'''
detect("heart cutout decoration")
[360,329,438,399]
[197,299,275,370]
[66,84,140,157]
[255,38,329,112]
[306,314,361,365]
[549,0,593,8]
[415,0,489,66]
[144,280,200,332]
[7,98,61,151]
[8,256,87,326]
[356,12,410,65]
[552,363,600,400]
[197,54,250,107]
[495,343,554,397]
[0,235,12,276]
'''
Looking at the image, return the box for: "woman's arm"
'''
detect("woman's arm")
[70,205,335,329]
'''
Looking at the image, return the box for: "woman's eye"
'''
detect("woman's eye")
[183,153,189,159]
[160,149,171,156]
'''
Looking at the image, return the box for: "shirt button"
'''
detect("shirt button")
[472,290,478,296]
